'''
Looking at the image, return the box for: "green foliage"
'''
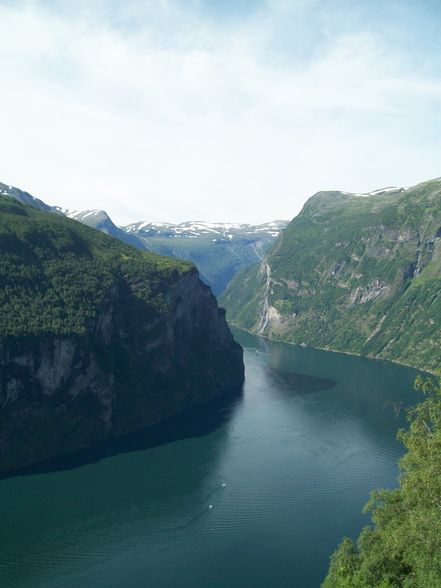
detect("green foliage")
[220,262,265,329]
[322,377,441,587]
[223,179,441,371]
[0,196,192,339]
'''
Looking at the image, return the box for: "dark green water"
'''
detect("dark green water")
[0,328,420,588]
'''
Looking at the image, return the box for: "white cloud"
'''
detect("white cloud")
[0,1,440,224]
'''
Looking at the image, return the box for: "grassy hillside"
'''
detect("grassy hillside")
[221,179,441,371]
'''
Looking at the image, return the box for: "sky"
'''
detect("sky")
[0,0,441,224]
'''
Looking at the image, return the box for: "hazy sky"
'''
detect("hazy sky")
[1,0,441,224]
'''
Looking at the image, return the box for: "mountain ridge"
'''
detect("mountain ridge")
[124,219,286,238]
[221,177,441,372]
[0,181,287,294]
[63,208,146,250]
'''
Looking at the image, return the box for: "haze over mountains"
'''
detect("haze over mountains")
[123,219,287,294]
[0,181,287,294]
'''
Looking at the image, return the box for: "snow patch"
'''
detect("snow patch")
[347,187,405,197]
[120,219,289,239]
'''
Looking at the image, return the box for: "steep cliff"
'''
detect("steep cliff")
[0,197,243,473]
[221,178,441,372]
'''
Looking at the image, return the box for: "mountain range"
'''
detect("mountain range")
[5,176,441,372]
[0,182,287,294]
[123,219,287,294]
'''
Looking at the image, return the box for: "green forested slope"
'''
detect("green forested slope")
[323,377,441,587]
[0,196,190,338]
[221,179,441,371]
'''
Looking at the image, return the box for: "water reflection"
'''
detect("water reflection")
[0,391,244,587]
[1,388,243,481]
[269,367,337,395]
[232,326,420,422]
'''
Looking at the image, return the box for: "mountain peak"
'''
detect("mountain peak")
[65,209,112,223]
[123,220,288,239]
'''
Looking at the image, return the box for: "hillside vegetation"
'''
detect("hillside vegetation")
[222,179,441,372]
[323,377,441,587]
[0,196,190,339]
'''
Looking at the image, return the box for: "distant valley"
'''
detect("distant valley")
[123,219,287,294]
[0,182,287,295]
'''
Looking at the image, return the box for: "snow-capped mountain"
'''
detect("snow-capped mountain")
[62,208,145,250]
[123,220,286,240]
[0,179,287,294]
[122,220,289,293]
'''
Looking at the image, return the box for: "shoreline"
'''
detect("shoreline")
[229,323,437,377]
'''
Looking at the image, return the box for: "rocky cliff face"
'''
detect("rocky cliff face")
[0,270,243,474]
[0,198,243,474]
[221,179,441,372]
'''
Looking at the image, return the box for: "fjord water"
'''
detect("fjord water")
[0,329,419,588]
